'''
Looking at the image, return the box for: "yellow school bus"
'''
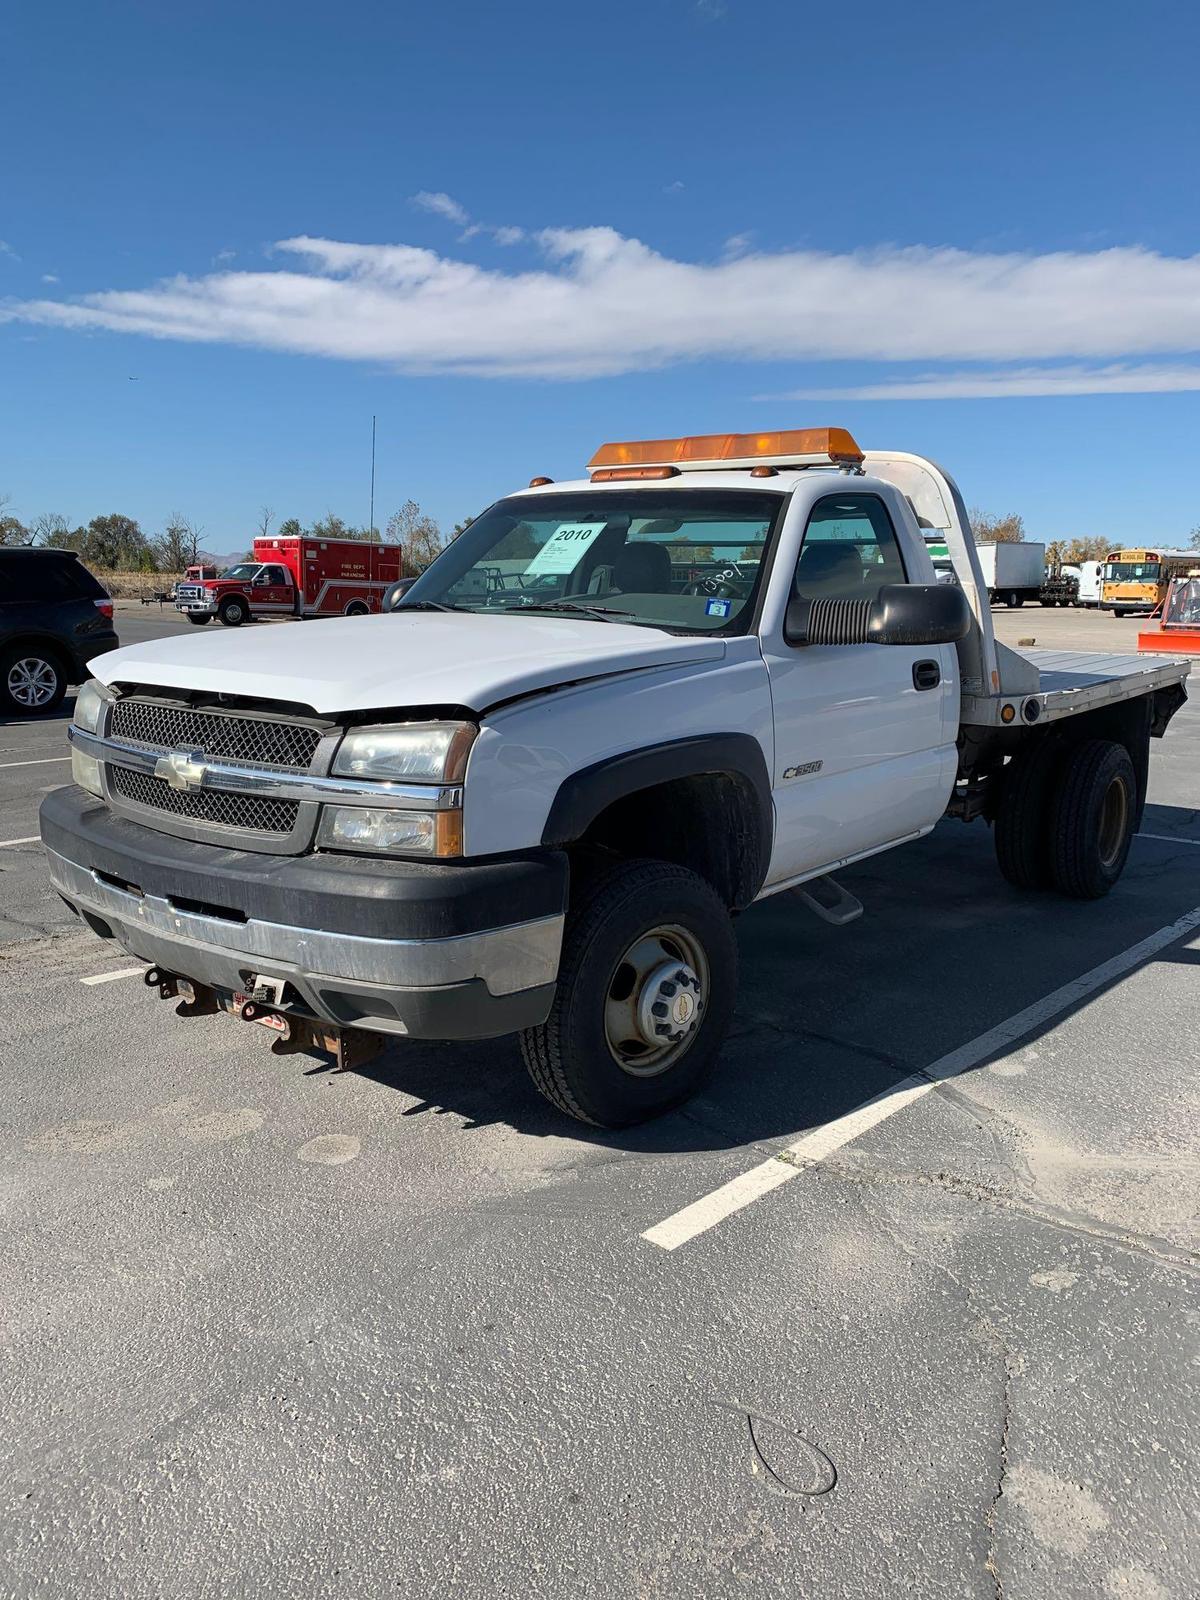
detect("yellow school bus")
[1101,548,1195,615]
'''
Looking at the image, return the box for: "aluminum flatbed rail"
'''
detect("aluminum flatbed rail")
[960,649,1191,729]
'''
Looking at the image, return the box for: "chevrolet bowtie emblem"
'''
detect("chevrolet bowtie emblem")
[154,750,208,792]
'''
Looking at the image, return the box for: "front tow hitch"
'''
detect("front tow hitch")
[143,966,386,1071]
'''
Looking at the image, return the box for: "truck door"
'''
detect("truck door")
[760,491,958,886]
[251,564,296,615]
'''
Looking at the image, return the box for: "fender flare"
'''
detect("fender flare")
[541,733,774,906]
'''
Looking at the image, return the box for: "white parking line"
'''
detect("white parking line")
[0,835,41,849]
[1138,832,1200,846]
[80,967,146,987]
[0,756,71,770]
[643,902,1200,1252]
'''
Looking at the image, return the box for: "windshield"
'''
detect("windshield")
[1105,561,1161,581]
[220,563,261,581]
[400,489,785,632]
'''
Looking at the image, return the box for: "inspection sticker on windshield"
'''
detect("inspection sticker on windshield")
[705,597,732,618]
[524,522,607,578]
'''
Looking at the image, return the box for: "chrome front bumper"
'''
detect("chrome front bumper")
[47,846,563,1040]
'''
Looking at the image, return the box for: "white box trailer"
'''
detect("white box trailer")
[976,541,1046,606]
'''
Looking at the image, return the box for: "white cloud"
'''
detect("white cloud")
[768,363,1200,400]
[411,190,470,227]
[41,272,59,284]
[7,228,1200,384]
[0,240,19,261]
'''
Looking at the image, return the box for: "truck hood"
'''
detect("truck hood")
[91,611,727,714]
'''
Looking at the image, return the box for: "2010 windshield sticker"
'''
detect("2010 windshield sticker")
[524,523,608,578]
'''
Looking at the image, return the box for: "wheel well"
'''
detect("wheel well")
[2,635,67,667]
[570,771,767,909]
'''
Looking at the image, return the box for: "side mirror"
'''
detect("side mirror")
[784,583,971,648]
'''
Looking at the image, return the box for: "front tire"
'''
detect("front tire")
[218,597,247,626]
[1,646,66,714]
[520,858,737,1127]
[1007,591,1023,608]
[187,614,212,626]
[1050,740,1136,899]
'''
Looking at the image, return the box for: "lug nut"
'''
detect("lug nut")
[651,1000,669,1018]
[661,981,677,997]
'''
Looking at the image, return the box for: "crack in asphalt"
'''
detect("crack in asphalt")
[785,1153,1200,1277]
[983,1345,1014,1600]
[844,1184,1021,1600]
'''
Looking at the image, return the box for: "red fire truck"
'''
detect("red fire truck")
[174,537,402,627]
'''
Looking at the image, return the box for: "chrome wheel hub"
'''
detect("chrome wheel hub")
[8,657,58,708]
[603,924,708,1078]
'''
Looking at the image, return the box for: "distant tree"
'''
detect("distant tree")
[1062,535,1114,563]
[969,508,1025,544]
[1188,526,1200,551]
[83,513,152,569]
[451,515,476,540]
[153,514,204,570]
[277,517,303,538]
[386,499,443,571]
[0,514,31,547]
[309,512,352,540]
[29,513,70,548]
[256,506,274,540]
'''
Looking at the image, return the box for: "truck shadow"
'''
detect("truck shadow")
[341,800,1200,1152]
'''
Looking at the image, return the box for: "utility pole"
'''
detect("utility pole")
[369,415,377,538]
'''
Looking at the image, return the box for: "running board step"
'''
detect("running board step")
[794,874,864,926]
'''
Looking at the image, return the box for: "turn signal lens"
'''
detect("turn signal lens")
[72,747,103,798]
[318,806,463,858]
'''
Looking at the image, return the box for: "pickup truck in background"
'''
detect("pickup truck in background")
[43,428,1190,1126]
[174,535,402,626]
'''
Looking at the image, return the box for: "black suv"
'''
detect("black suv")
[0,550,119,714]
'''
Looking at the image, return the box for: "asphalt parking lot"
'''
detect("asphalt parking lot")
[1,603,1197,1599]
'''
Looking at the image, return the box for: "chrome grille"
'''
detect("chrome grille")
[110,764,300,835]
[110,699,321,769]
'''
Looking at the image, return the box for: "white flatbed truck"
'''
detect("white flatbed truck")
[42,428,1190,1126]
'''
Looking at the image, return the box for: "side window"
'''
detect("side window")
[264,566,289,585]
[792,494,907,603]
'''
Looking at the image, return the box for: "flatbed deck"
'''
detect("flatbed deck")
[962,647,1190,728]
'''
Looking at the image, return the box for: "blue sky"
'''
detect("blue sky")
[3,0,1199,552]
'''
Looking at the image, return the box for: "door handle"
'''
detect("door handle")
[912,659,941,691]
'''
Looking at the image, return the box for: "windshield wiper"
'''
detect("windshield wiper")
[512,601,638,623]
[395,599,471,613]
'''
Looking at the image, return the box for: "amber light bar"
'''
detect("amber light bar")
[588,427,864,474]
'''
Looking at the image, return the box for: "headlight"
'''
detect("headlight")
[318,806,463,858]
[333,722,476,783]
[71,747,103,798]
[73,678,110,734]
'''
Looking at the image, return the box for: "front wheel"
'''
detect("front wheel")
[218,597,247,626]
[1007,591,1023,608]
[186,614,212,626]
[520,859,737,1127]
[1,646,66,714]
